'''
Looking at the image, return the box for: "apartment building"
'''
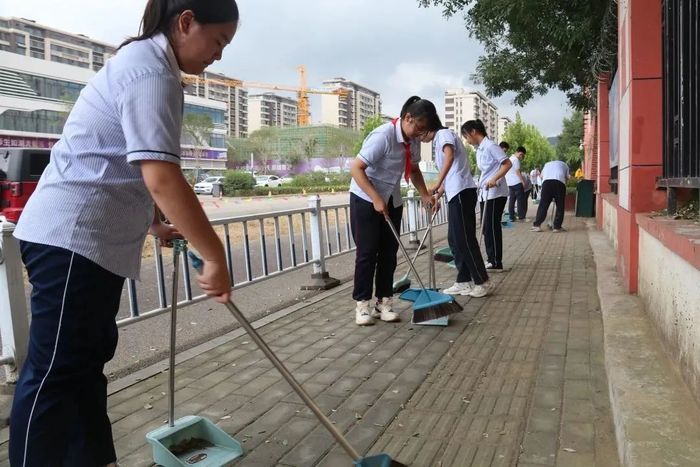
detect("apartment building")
[320,78,381,131]
[0,16,116,72]
[498,116,513,142]
[443,88,499,139]
[248,93,298,133]
[183,70,249,139]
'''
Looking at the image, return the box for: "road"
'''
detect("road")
[6,191,444,383]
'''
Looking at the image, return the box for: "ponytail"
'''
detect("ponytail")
[399,96,444,132]
[119,0,240,49]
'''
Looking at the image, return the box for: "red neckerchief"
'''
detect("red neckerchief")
[392,118,412,182]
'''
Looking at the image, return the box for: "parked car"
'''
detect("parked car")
[279,175,294,185]
[194,176,224,194]
[255,175,281,188]
[0,148,51,223]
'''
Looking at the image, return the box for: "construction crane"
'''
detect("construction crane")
[181,66,348,126]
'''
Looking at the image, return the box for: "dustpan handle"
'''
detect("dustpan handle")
[386,218,428,291]
[188,251,362,461]
[168,239,187,428]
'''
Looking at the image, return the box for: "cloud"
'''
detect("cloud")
[0,0,572,135]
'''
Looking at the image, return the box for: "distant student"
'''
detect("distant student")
[505,146,528,221]
[426,128,493,298]
[350,96,443,325]
[530,166,541,199]
[521,170,532,218]
[531,159,571,232]
[462,120,512,272]
[499,141,510,153]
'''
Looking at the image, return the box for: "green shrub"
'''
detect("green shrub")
[228,185,348,197]
[289,172,352,188]
[223,170,255,193]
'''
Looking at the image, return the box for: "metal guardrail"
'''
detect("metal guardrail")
[0,191,449,377]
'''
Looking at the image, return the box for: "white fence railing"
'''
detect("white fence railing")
[0,190,447,380]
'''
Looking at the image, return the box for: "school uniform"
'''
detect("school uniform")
[505,156,527,221]
[349,118,420,301]
[529,169,541,199]
[476,137,509,269]
[434,130,488,285]
[533,160,570,229]
[10,33,183,466]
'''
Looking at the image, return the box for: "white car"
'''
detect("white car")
[279,175,294,184]
[194,176,224,194]
[255,175,281,188]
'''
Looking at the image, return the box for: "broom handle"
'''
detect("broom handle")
[386,218,428,291]
[188,253,362,461]
[404,209,439,275]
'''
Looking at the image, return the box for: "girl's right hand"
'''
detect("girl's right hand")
[373,198,388,218]
[197,258,231,303]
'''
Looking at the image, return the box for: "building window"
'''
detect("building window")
[0,109,67,134]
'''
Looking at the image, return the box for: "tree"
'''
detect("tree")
[418,0,615,109]
[502,113,555,171]
[353,115,385,157]
[556,110,584,170]
[302,136,319,160]
[182,113,214,182]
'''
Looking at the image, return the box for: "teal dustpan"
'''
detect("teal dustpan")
[146,415,243,466]
[147,241,243,466]
[355,453,405,466]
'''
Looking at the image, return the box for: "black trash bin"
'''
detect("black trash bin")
[575,180,595,217]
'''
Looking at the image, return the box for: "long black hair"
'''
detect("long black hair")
[399,96,444,131]
[120,0,240,49]
[461,119,488,138]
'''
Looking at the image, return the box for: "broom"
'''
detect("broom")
[392,209,439,294]
[386,218,462,323]
[188,252,407,467]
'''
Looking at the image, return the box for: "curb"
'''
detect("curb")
[588,223,700,466]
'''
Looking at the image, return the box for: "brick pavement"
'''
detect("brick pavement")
[0,216,618,466]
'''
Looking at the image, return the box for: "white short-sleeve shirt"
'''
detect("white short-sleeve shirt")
[433,129,476,201]
[349,119,420,207]
[505,156,522,186]
[541,160,570,184]
[475,137,509,201]
[14,33,184,280]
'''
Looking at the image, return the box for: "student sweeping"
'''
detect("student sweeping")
[462,120,512,272]
[531,159,571,232]
[426,128,493,298]
[506,146,528,222]
[350,96,443,326]
[9,1,239,465]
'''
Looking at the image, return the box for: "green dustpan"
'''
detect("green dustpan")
[147,241,243,467]
[146,415,243,466]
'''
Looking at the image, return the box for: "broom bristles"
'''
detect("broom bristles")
[412,300,462,323]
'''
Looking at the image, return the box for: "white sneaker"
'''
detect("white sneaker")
[552,227,566,233]
[355,300,374,326]
[374,297,400,322]
[443,282,473,295]
[531,226,542,232]
[468,281,494,298]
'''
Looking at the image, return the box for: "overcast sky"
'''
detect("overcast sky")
[1,0,571,136]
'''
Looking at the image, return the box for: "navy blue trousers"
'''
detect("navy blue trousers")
[350,194,403,301]
[447,188,489,285]
[9,242,124,467]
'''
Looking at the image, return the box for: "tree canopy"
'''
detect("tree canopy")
[501,113,555,171]
[418,0,615,109]
[556,110,584,170]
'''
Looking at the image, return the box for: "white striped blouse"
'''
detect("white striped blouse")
[14,33,183,280]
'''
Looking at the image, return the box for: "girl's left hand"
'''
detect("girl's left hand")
[486,178,499,189]
[149,222,183,247]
